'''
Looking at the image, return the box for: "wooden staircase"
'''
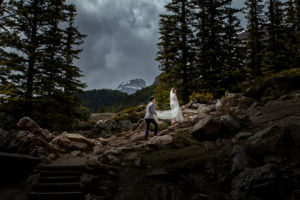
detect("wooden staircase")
[28,164,85,200]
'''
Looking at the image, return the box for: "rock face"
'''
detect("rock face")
[191,116,222,140]
[231,164,283,200]
[0,128,55,161]
[220,114,241,132]
[50,133,94,152]
[117,79,146,94]
[17,117,55,142]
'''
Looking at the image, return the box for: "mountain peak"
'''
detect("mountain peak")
[117,79,146,95]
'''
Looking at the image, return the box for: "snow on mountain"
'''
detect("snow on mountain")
[117,79,146,95]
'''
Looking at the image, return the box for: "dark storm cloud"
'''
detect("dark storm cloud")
[71,0,245,90]
[71,0,169,89]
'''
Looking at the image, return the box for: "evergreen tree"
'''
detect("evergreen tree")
[294,0,300,67]
[244,0,265,77]
[38,0,65,96]
[221,0,245,92]
[5,0,52,116]
[284,0,297,68]
[0,0,87,130]
[263,0,287,74]
[62,4,86,96]
[193,0,240,96]
[156,0,195,104]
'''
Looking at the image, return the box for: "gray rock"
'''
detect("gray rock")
[17,117,55,142]
[147,135,173,147]
[191,116,222,141]
[17,117,40,132]
[220,114,241,131]
[232,132,252,143]
[238,96,255,108]
[135,157,142,167]
[231,145,249,173]
[248,126,280,144]
[231,164,283,200]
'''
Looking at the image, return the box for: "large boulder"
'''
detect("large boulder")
[231,164,284,200]
[220,114,241,132]
[17,117,55,142]
[50,133,94,152]
[251,98,300,127]
[231,145,249,174]
[147,135,173,147]
[247,125,280,144]
[17,117,40,132]
[191,116,222,141]
[0,128,56,160]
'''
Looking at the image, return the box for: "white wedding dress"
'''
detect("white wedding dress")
[156,89,184,122]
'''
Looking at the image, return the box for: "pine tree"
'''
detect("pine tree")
[244,0,265,77]
[221,0,246,92]
[62,4,86,96]
[0,0,87,130]
[294,0,300,67]
[193,0,236,96]
[263,0,287,74]
[285,0,297,68]
[4,0,53,116]
[156,0,195,104]
[38,0,65,96]
[58,4,87,127]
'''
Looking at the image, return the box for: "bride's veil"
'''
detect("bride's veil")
[170,88,174,105]
[156,88,176,120]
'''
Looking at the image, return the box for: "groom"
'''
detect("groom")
[144,96,158,140]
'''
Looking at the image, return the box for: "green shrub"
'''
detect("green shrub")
[113,105,146,123]
[172,133,192,148]
[189,92,214,104]
[75,120,96,131]
[150,121,168,131]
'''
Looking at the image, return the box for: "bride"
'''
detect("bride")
[156,88,184,123]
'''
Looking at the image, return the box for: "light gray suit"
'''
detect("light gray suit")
[144,102,158,138]
[144,102,157,119]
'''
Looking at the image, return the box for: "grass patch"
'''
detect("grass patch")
[112,105,146,123]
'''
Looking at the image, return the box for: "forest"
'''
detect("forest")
[78,85,156,113]
[0,0,299,131]
[155,0,299,107]
[0,0,87,130]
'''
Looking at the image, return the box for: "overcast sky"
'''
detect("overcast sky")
[71,0,246,90]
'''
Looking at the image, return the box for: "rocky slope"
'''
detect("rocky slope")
[0,75,300,200]
[117,79,146,95]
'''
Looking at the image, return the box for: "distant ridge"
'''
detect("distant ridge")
[117,79,146,95]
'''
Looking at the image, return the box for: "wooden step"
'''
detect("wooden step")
[41,165,84,170]
[28,191,84,200]
[40,169,82,176]
[33,182,81,192]
[39,176,80,183]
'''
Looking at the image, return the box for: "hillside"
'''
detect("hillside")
[78,85,156,112]
[1,71,300,200]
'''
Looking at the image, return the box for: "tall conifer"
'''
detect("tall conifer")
[244,0,265,77]
[156,0,195,104]
[263,0,286,74]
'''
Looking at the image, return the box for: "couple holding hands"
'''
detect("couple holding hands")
[144,88,184,139]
